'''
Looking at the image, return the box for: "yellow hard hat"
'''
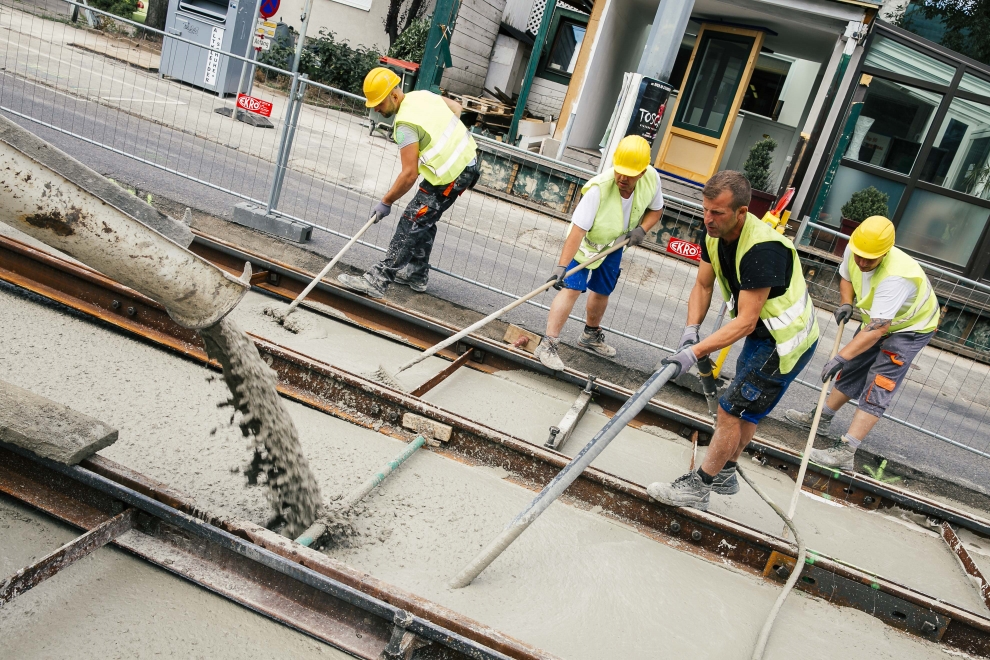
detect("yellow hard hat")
[613,135,651,176]
[849,215,895,259]
[364,67,401,108]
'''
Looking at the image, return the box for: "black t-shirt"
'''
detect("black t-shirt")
[700,239,793,340]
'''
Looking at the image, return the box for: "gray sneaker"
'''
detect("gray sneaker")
[810,438,856,471]
[578,327,617,357]
[396,269,428,293]
[784,408,832,436]
[647,471,711,511]
[712,467,739,495]
[535,336,565,371]
[336,273,385,299]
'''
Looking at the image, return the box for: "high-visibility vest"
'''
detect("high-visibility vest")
[570,167,659,270]
[707,214,819,374]
[846,246,940,334]
[393,91,477,187]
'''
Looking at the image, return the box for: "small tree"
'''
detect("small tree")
[743,137,777,193]
[384,0,428,49]
[145,0,168,32]
[388,15,431,63]
[840,186,889,222]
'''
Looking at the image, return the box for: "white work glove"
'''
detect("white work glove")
[659,346,698,377]
[678,324,701,350]
[371,201,392,223]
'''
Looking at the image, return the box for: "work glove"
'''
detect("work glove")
[371,200,392,223]
[546,265,568,290]
[623,225,647,247]
[678,324,701,350]
[659,346,698,378]
[833,303,854,326]
[821,355,848,383]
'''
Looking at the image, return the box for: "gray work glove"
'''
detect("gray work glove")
[546,265,568,290]
[833,303,854,326]
[821,355,848,383]
[660,346,698,377]
[678,324,701,350]
[371,200,392,223]
[623,225,647,247]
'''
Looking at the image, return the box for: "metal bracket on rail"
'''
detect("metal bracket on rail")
[380,609,431,659]
[545,375,596,451]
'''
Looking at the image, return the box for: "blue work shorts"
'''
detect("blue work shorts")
[562,248,623,296]
[720,336,818,424]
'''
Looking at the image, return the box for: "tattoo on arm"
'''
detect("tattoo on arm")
[865,318,892,332]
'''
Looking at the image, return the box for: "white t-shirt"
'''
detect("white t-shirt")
[839,246,917,321]
[571,176,665,232]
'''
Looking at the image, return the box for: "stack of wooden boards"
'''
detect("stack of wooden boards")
[447,93,516,136]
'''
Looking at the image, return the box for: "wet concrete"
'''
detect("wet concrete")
[0,283,984,658]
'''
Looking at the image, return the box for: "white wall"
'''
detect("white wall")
[442,0,508,95]
[272,0,400,53]
[777,59,821,127]
[527,76,569,119]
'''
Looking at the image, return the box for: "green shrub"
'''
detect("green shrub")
[388,15,430,64]
[259,30,382,96]
[743,136,777,193]
[90,0,139,21]
[840,186,889,222]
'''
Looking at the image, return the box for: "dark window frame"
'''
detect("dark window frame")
[535,8,589,86]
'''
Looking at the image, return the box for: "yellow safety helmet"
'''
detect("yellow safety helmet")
[364,67,401,108]
[849,215,895,259]
[613,135,651,176]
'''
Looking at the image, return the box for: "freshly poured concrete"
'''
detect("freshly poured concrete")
[0,496,352,658]
[0,285,980,658]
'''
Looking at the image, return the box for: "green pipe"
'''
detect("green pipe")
[295,436,428,547]
[508,1,557,143]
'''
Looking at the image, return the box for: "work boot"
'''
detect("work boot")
[578,327,617,358]
[810,437,856,471]
[647,471,711,511]
[712,466,740,495]
[396,268,428,293]
[535,336,565,371]
[784,408,832,436]
[336,273,385,299]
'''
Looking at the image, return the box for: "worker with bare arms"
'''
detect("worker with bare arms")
[337,67,479,298]
[647,171,819,511]
[534,135,664,370]
[784,216,940,471]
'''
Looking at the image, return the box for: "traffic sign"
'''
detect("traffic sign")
[237,93,273,117]
[259,0,279,18]
[253,35,271,50]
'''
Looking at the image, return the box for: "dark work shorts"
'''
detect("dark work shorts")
[562,248,623,296]
[834,330,934,418]
[720,336,818,424]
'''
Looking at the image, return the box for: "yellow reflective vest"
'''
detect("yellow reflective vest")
[846,247,940,334]
[707,214,819,374]
[393,91,477,186]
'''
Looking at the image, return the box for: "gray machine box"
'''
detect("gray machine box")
[161,0,256,96]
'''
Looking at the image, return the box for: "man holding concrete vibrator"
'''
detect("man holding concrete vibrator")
[648,171,820,511]
[534,135,664,371]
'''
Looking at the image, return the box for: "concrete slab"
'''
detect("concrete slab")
[0,381,117,464]
[232,202,312,243]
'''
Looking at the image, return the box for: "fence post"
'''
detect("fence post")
[267,75,308,213]
[266,72,302,213]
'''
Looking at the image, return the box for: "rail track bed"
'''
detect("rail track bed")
[3,227,990,659]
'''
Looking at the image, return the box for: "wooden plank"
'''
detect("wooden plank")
[410,350,474,398]
[503,325,541,354]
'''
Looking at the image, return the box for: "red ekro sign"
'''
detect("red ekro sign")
[666,237,701,261]
[236,93,273,117]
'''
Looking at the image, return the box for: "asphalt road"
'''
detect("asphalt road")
[0,33,988,500]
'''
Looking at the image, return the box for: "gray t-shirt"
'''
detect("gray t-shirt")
[394,122,429,151]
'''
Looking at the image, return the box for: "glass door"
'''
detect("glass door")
[674,32,756,139]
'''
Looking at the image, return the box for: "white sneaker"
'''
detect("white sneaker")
[647,471,712,511]
[810,439,856,471]
[535,336,565,371]
[784,408,832,436]
[336,273,385,299]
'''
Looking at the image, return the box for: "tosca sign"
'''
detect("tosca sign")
[667,237,701,261]
[236,93,273,117]
[626,77,674,145]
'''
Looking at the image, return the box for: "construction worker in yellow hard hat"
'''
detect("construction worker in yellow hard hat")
[535,135,664,370]
[785,215,940,471]
[337,67,479,298]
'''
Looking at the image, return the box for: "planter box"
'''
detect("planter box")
[834,216,862,256]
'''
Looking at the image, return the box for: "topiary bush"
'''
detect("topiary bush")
[743,136,777,193]
[840,186,889,222]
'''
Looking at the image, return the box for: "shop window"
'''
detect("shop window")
[668,44,695,90]
[741,65,789,120]
[863,34,955,84]
[919,97,990,198]
[844,78,943,175]
[897,189,990,266]
[674,31,755,138]
[817,165,905,228]
[537,10,588,85]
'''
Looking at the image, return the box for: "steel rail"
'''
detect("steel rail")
[4,232,990,655]
[0,443,552,660]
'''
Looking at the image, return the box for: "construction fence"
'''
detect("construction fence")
[2,0,989,463]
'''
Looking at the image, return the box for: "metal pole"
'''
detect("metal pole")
[290,0,315,75]
[449,363,679,588]
[508,0,557,143]
[267,75,308,212]
[236,0,264,101]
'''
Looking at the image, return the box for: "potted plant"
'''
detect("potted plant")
[743,136,778,217]
[834,186,889,255]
